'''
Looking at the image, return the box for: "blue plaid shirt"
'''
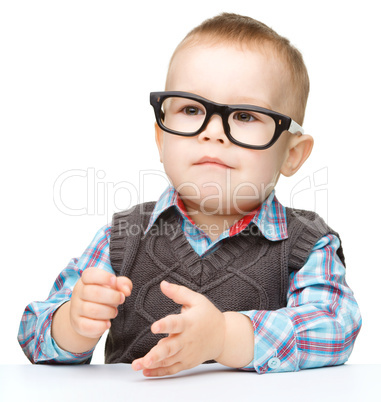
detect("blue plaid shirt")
[18,187,361,373]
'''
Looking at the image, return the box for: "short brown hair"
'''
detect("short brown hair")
[167,13,309,124]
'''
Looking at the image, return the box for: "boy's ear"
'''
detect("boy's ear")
[281,134,314,177]
[155,123,164,163]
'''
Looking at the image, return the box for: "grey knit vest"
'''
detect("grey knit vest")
[105,202,344,364]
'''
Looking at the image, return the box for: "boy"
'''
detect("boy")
[18,13,361,376]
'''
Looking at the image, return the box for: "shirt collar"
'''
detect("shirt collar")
[144,185,288,241]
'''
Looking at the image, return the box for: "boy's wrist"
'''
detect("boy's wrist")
[216,312,254,368]
[51,300,99,354]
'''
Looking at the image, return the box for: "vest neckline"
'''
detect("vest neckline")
[150,209,265,286]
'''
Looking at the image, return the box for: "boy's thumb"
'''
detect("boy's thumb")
[160,281,199,306]
[116,276,133,297]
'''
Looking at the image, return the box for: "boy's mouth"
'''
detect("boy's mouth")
[194,156,233,169]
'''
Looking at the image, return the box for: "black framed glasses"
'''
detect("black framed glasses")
[150,91,304,150]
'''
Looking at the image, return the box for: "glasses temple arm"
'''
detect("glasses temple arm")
[288,120,304,135]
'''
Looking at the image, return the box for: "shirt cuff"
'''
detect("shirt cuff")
[49,337,94,364]
[239,309,299,374]
[36,301,95,364]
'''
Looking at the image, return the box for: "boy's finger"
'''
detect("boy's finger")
[131,357,144,371]
[151,314,185,335]
[81,267,117,288]
[132,337,182,370]
[142,362,184,377]
[79,301,118,321]
[116,276,133,296]
[160,281,200,307]
[81,284,125,307]
[74,316,111,339]
[143,339,182,369]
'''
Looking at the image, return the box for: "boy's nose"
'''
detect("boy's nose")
[198,114,227,145]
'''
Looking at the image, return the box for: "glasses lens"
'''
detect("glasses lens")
[161,97,206,134]
[228,110,276,147]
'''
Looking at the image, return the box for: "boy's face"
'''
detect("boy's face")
[156,42,295,216]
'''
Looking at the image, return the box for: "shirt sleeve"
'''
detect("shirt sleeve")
[239,234,362,374]
[17,224,114,364]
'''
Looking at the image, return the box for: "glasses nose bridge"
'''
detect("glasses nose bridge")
[204,102,229,131]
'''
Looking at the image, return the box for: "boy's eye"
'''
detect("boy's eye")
[233,112,256,122]
[182,106,202,115]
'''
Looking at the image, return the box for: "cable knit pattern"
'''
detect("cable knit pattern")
[105,202,343,364]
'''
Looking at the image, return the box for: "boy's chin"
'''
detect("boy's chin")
[191,198,261,216]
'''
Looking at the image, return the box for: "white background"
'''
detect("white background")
[1,0,379,365]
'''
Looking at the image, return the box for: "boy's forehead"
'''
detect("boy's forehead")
[166,40,290,113]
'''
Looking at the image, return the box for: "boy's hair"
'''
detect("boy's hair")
[167,13,309,125]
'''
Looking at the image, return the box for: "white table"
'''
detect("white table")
[0,363,379,402]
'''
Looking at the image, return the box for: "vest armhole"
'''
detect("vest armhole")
[286,207,345,270]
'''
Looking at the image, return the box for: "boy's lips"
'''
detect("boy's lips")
[194,156,233,169]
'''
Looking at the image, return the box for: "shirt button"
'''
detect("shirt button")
[268,357,281,370]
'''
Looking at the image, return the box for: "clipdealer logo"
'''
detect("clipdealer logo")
[289,167,328,223]
[53,168,170,221]
[53,166,329,224]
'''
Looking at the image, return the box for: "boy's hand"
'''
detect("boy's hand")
[131,281,226,377]
[70,267,132,339]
